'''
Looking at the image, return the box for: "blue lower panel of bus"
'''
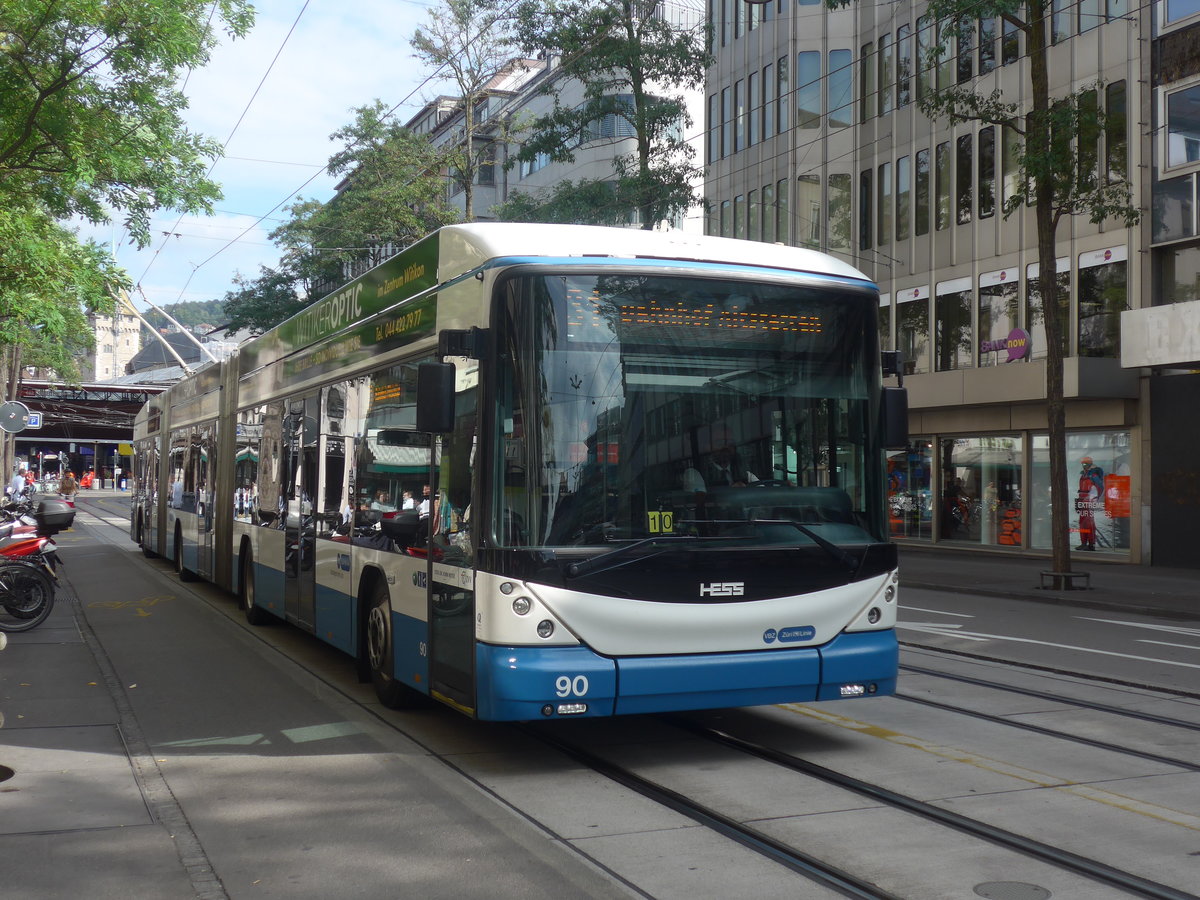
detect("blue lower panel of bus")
[394,612,430,692]
[475,646,618,719]
[475,630,897,720]
[314,585,355,655]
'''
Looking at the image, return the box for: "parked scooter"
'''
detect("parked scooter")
[0,498,75,633]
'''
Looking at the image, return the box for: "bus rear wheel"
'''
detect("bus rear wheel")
[365,580,426,709]
[240,551,271,626]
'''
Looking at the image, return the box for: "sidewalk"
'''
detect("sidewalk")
[898,544,1199,620]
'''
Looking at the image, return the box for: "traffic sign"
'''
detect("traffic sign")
[26,411,41,428]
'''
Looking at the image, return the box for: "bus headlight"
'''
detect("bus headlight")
[884,585,896,603]
[867,607,882,624]
[512,596,531,615]
[536,619,555,639]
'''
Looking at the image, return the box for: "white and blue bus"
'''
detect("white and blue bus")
[132,223,906,720]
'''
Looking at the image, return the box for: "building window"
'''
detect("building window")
[935,282,973,371]
[777,56,789,132]
[979,126,996,218]
[978,273,1019,367]
[1002,126,1022,207]
[897,290,930,374]
[939,435,1022,545]
[748,72,759,147]
[859,169,873,250]
[1106,80,1127,184]
[1052,0,1073,42]
[1165,0,1200,25]
[1026,260,1071,361]
[915,148,931,236]
[1079,0,1102,32]
[896,155,911,241]
[733,194,745,239]
[1163,82,1200,172]
[979,16,996,74]
[763,63,775,141]
[720,199,731,237]
[860,42,874,123]
[748,189,760,241]
[1152,174,1197,243]
[878,161,893,245]
[708,93,719,163]
[721,87,731,158]
[1078,248,1128,358]
[1031,430,1131,552]
[956,133,973,225]
[1078,89,1100,189]
[734,79,745,153]
[762,182,776,243]
[936,142,951,230]
[916,17,932,101]
[829,49,852,128]
[829,173,852,250]
[776,178,789,244]
[879,32,894,116]
[797,51,821,128]
[1155,241,1200,305]
[796,174,820,249]
[896,25,912,107]
[1002,18,1020,64]
[879,293,892,350]
[956,16,974,84]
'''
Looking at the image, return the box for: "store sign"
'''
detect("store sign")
[980,328,1031,362]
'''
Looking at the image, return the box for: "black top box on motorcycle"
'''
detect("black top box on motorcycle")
[35,498,75,535]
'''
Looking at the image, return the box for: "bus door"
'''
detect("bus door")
[425,377,478,713]
[283,394,319,630]
[196,425,216,578]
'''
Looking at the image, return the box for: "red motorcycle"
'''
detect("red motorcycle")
[0,498,75,633]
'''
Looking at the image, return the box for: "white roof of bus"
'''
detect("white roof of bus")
[438,223,873,285]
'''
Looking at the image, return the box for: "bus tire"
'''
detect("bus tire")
[174,527,197,582]
[366,580,425,709]
[240,551,271,626]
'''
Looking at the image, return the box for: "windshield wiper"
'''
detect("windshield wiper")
[748,518,862,574]
[564,535,705,578]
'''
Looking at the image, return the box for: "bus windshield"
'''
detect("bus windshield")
[495,270,886,551]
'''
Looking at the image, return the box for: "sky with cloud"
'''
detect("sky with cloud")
[93,0,439,319]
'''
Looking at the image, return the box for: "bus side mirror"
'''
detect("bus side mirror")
[882,387,908,450]
[416,362,455,433]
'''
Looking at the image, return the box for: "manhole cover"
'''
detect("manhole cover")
[974,883,1051,900]
[0,765,14,784]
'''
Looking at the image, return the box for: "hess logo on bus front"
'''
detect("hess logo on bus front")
[699,581,744,597]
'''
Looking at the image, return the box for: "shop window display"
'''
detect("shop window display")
[1030,431,1131,552]
[938,435,1022,546]
[888,440,932,539]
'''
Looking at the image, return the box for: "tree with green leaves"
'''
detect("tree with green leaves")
[222,102,458,335]
[0,0,255,246]
[509,0,710,229]
[827,0,1138,579]
[0,205,129,383]
[412,0,520,222]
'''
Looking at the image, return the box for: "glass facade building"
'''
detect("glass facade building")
[704,0,1200,565]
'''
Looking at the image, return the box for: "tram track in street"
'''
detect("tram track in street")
[523,714,1199,900]
[75,507,1200,899]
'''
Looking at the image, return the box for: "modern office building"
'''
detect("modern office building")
[706,0,1200,566]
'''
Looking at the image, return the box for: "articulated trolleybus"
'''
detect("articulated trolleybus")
[132,223,907,720]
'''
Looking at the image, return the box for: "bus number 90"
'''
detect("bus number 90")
[555,675,589,698]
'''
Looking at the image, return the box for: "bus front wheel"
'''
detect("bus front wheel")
[366,580,425,709]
